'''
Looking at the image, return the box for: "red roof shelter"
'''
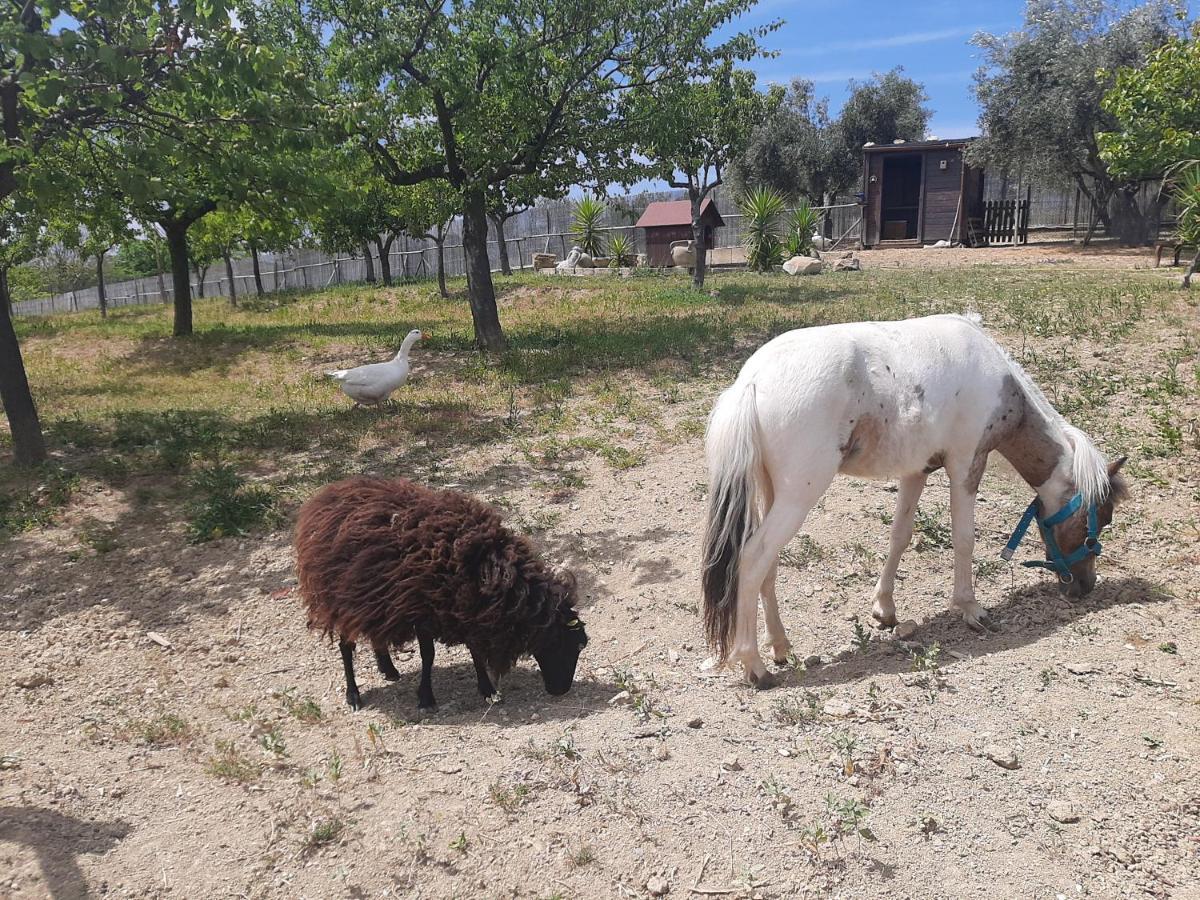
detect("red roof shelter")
[635,198,725,266]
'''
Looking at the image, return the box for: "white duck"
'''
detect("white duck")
[326,329,425,405]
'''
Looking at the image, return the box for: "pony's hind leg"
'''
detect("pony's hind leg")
[760,561,792,665]
[871,472,928,628]
[732,493,823,688]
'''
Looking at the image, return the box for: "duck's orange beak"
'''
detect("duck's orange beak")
[420,331,429,340]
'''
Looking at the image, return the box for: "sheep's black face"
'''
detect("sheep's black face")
[533,615,588,695]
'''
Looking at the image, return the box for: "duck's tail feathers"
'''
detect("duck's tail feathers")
[325,370,348,381]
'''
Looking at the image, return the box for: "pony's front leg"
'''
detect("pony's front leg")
[871,472,927,628]
[946,473,996,632]
[760,561,792,664]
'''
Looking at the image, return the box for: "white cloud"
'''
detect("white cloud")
[786,26,986,57]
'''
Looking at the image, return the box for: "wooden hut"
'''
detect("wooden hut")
[635,198,724,266]
[861,139,986,248]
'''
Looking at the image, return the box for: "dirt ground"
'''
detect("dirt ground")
[2,256,1199,900]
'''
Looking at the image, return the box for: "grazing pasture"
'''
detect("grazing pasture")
[1,253,1198,899]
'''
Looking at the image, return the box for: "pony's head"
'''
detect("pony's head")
[530,566,589,695]
[1041,441,1129,596]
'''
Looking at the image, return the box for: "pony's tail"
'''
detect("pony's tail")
[702,383,763,664]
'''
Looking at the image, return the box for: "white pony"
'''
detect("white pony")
[701,314,1127,687]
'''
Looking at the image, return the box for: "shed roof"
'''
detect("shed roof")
[862,138,976,154]
[635,198,724,229]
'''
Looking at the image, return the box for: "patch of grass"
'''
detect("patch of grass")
[568,844,597,868]
[449,831,469,854]
[124,712,194,747]
[850,616,871,653]
[186,463,279,542]
[913,504,952,551]
[259,725,287,758]
[487,778,532,814]
[779,534,824,568]
[275,688,323,724]
[1159,641,1178,655]
[0,467,79,539]
[76,516,120,554]
[205,739,259,782]
[771,691,821,726]
[302,817,345,852]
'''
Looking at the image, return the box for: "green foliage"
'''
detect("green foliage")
[1173,162,1200,245]
[0,466,78,539]
[739,186,786,272]
[838,69,930,159]
[1100,26,1200,179]
[607,233,632,267]
[570,196,607,257]
[783,201,819,257]
[186,464,279,542]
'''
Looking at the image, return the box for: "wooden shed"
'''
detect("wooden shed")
[861,139,985,248]
[635,198,725,266]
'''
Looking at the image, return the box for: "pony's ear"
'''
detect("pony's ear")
[1108,455,1130,504]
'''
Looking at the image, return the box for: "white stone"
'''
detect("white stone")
[783,255,822,276]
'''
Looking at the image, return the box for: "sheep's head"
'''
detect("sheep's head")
[532,567,588,695]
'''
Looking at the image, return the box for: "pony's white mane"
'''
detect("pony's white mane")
[956,313,1110,504]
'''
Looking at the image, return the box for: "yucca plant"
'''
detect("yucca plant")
[783,201,821,258]
[607,232,632,267]
[571,195,607,257]
[1173,161,1200,287]
[739,186,786,272]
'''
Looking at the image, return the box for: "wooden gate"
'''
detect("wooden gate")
[981,197,1031,245]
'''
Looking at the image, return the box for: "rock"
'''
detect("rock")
[437,762,463,775]
[653,743,671,761]
[687,717,704,729]
[13,671,52,689]
[894,620,919,640]
[532,252,557,270]
[646,874,670,896]
[782,255,822,276]
[833,257,862,272]
[803,654,823,669]
[1047,801,1081,823]
[608,690,634,706]
[668,649,680,664]
[1066,663,1100,675]
[146,631,173,649]
[721,755,742,772]
[982,744,1020,770]
[823,698,853,717]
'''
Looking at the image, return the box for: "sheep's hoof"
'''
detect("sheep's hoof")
[485,692,503,706]
[418,703,437,714]
[346,690,362,711]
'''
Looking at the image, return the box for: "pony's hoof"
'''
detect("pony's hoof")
[750,669,780,691]
[962,606,998,633]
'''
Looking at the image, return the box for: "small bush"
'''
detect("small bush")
[186,464,278,542]
[0,467,79,539]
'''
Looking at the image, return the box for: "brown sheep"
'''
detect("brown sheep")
[295,477,588,711]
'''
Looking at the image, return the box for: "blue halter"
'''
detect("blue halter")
[1001,492,1102,583]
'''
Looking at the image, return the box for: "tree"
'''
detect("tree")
[285,0,769,352]
[0,197,46,465]
[1099,25,1200,179]
[838,68,931,156]
[969,0,1184,245]
[730,79,853,208]
[644,62,779,288]
[54,194,131,319]
[1,1,239,465]
[394,182,458,298]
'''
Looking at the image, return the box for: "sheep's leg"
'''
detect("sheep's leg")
[374,645,401,681]
[416,631,437,712]
[469,646,500,703]
[339,640,362,711]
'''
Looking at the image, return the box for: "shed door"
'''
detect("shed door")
[864,153,884,246]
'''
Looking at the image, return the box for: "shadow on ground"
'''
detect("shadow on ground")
[0,807,131,899]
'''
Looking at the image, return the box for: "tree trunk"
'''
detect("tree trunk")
[96,253,107,319]
[224,251,237,307]
[361,242,376,284]
[434,232,448,298]
[374,235,394,286]
[1183,248,1200,289]
[491,213,512,275]
[1109,187,1161,246]
[690,188,708,291]
[461,189,506,352]
[163,220,193,337]
[192,261,206,298]
[250,242,265,296]
[0,268,47,466]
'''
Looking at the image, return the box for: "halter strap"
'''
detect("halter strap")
[1000,492,1102,583]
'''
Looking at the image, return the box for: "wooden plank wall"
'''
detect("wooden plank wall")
[863,153,885,246]
[921,149,963,244]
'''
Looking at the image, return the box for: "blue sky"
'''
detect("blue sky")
[728,0,1195,139]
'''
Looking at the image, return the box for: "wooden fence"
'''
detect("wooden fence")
[979,197,1031,246]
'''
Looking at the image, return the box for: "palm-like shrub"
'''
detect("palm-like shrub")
[607,232,632,267]
[739,186,786,272]
[571,195,607,256]
[1175,162,1200,245]
[783,201,820,258]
